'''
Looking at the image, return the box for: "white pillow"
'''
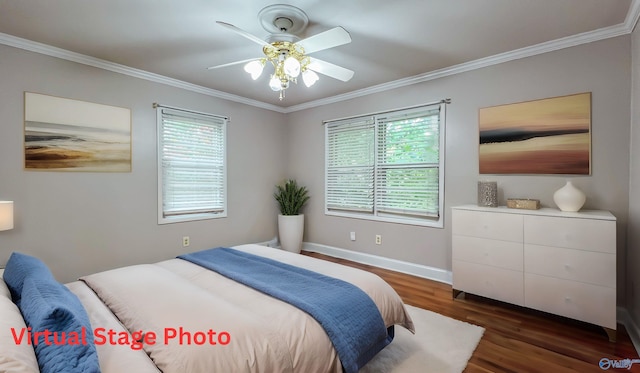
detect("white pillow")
[0,272,9,297]
[0,277,40,373]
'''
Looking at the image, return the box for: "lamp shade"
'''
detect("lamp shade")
[302,70,319,87]
[0,201,13,231]
[244,60,265,80]
[283,56,301,78]
[269,75,282,91]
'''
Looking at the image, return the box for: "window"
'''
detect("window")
[325,103,445,227]
[157,106,227,224]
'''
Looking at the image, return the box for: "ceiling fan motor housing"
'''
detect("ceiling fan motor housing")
[273,17,294,32]
[258,4,309,36]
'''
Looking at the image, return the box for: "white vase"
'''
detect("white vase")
[553,181,586,212]
[278,214,304,253]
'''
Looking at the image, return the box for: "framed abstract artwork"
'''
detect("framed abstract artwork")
[479,92,591,175]
[24,92,131,172]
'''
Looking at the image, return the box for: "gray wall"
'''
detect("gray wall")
[0,44,288,283]
[628,26,640,325]
[0,35,634,309]
[287,36,631,305]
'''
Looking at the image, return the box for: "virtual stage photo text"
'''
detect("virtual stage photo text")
[11,327,232,350]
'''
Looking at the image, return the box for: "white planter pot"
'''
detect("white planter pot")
[278,214,304,254]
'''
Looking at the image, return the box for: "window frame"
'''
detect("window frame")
[156,105,228,225]
[324,102,446,228]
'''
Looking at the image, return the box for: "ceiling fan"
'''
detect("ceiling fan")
[207,4,354,100]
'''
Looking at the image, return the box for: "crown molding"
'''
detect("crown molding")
[1,0,639,115]
[283,17,637,113]
[626,0,640,32]
[0,32,288,114]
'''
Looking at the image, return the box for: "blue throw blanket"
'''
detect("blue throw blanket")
[178,248,393,373]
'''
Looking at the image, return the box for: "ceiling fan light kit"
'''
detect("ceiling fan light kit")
[260,40,313,99]
[210,4,354,100]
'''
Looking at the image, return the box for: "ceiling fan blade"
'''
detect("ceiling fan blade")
[308,57,354,82]
[216,21,274,50]
[297,27,351,54]
[207,58,260,70]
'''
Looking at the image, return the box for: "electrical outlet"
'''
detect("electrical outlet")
[350,232,356,241]
[182,236,190,247]
[375,234,382,245]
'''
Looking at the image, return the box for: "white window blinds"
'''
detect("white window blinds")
[326,116,375,213]
[157,106,227,223]
[325,103,445,226]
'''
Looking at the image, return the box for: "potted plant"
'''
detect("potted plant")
[274,179,310,253]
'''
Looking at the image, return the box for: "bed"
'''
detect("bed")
[1,244,414,373]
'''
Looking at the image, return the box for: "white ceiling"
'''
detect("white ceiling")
[0,0,636,112]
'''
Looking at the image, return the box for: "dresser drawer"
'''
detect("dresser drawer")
[453,260,523,306]
[525,244,615,287]
[525,274,616,329]
[453,235,523,271]
[524,215,615,253]
[452,209,523,242]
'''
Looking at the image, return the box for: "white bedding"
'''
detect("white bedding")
[65,282,161,373]
[7,244,414,372]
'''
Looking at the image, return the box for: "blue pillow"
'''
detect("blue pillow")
[3,252,55,304]
[20,276,100,373]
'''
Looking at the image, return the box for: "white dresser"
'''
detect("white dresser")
[451,205,617,340]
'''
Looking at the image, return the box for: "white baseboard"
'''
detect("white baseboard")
[618,307,640,356]
[255,237,279,248]
[302,242,452,284]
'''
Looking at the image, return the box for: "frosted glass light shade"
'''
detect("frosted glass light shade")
[269,75,282,91]
[0,201,14,231]
[283,57,301,77]
[243,60,264,80]
[302,70,319,87]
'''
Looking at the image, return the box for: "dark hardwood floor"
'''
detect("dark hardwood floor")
[303,251,640,373]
